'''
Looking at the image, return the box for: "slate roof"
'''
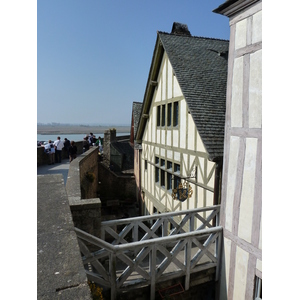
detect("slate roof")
[132,102,143,150]
[158,31,229,160]
[132,102,143,138]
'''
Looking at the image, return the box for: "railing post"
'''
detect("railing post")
[110,252,117,300]
[185,237,191,291]
[215,230,222,281]
[189,212,195,231]
[150,244,157,300]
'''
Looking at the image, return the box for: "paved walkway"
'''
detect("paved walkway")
[37,159,70,185]
[37,174,92,299]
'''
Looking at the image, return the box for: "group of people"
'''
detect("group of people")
[44,136,77,164]
[83,132,103,153]
[43,133,103,165]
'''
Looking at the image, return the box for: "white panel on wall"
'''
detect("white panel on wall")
[173,129,179,148]
[180,101,186,150]
[167,59,173,99]
[161,130,165,145]
[162,59,167,101]
[155,78,162,103]
[167,130,171,146]
[238,137,257,243]
[167,150,172,160]
[206,191,214,207]
[161,148,165,157]
[225,136,240,232]
[231,56,243,127]
[196,132,206,153]
[157,129,161,145]
[233,246,249,300]
[173,75,182,98]
[252,10,262,44]
[174,151,180,162]
[249,49,262,128]
[235,18,247,49]
[187,114,195,150]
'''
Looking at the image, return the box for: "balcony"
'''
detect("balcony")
[75,205,222,300]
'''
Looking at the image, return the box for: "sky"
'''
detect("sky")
[37,0,230,125]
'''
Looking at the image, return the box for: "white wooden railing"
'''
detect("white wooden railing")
[75,205,222,300]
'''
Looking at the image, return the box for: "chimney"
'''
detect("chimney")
[171,22,191,36]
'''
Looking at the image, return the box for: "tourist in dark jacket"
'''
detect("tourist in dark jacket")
[83,136,90,153]
[69,141,77,162]
[64,138,71,157]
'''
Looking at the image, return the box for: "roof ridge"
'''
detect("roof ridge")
[157,31,229,42]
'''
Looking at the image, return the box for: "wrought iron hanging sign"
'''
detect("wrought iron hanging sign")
[172,180,193,202]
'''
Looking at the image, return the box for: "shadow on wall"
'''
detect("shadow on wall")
[216,238,228,300]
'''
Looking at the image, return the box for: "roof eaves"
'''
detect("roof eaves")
[135,34,165,141]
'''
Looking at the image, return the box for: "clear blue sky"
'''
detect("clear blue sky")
[37,0,229,125]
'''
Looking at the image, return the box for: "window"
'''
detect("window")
[160,169,165,187]
[155,157,160,183]
[157,106,161,126]
[173,101,179,126]
[174,163,181,188]
[167,172,172,190]
[155,166,159,183]
[162,105,166,126]
[167,161,172,170]
[145,160,147,171]
[160,159,165,168]
[167,103,172,126]
[254,276,262,299]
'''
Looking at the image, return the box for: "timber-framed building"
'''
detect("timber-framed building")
[135,23,229,224]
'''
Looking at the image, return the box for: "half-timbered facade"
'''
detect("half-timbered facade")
[214,1,262,299]
[135,23,229,225]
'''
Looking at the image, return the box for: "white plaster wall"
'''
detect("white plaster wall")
[238,138,257,243]
[162,59,167,101]
[235,18,247,49]
[179,101,186,150]
[207,160,216,189]
[166,130,171,146]
[233,247,249,299]
[249,49,262,128]
[231,56,243,127]
[252,10,262,44]
[225,136,240,231]
[187,114,195,149]
[196,131,206,153]
[256,259,262,274]
[173,74,181,98]
[173,130,179,148]
[167,60,173,99]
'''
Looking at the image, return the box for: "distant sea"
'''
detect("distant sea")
[37,132,129,143]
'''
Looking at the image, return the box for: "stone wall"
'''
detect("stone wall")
[37,141,84,166]
[98,162,136,202]
[66,146,102,238]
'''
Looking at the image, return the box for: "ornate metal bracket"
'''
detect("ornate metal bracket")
[172,167,196,202]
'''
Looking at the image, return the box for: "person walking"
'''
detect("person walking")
[69,141,77,162]
[53,136,64,163]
